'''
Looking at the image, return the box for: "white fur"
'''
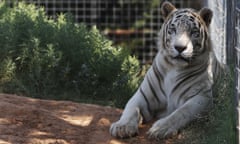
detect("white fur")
[110,50,212,139]
[110,4,213,140]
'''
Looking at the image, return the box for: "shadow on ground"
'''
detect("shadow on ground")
[0,94,185,144]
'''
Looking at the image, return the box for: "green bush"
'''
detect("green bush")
[0,2,142,107]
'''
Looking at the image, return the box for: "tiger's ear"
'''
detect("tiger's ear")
[161,1,176,20]
[199,8,213,27]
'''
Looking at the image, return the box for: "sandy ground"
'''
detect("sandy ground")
[0,94,183,144]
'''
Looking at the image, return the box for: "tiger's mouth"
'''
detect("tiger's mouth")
[172,55,190,63]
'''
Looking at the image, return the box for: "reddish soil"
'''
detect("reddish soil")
[0,94,182,144]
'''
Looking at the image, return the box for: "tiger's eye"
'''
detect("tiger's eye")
[191,29,200,38]
[168,24,176,35]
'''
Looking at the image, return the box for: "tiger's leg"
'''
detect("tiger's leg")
[110,90,152,138]
[147,94,212,139]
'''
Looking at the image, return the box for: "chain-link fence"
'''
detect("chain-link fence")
[6,0,202,64]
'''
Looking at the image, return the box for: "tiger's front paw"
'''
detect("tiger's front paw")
[110,120,139,138]
[147,119,177,140]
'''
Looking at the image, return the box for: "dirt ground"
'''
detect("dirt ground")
[0,94,183,144]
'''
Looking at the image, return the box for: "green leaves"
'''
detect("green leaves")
[0,2,142,107]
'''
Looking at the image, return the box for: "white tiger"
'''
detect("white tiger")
[110,1,214,140]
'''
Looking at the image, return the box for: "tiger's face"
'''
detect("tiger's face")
[160,2,212,66]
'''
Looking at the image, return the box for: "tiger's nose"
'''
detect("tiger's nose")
[175,45,187,53]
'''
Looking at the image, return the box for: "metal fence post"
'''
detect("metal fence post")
[234,0,240,143]
[232,0,240,143]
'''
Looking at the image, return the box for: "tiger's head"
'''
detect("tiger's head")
[158,2,213,67]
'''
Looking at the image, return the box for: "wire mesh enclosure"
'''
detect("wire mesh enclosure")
[6,0,201,64]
